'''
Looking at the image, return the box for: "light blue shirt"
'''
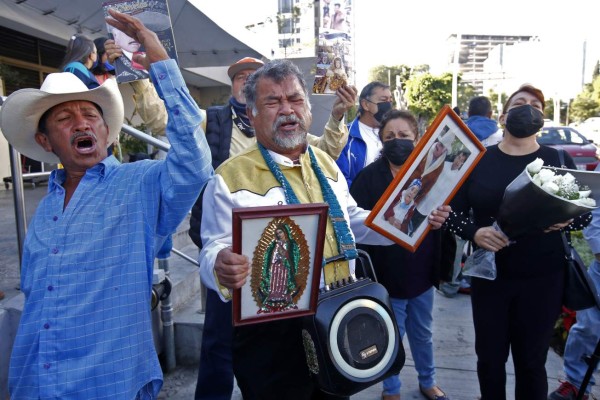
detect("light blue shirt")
[9,59,213,399]
[584,164,600,255]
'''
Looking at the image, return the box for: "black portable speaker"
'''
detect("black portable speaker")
[302,274,405,397]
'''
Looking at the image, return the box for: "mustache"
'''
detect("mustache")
[274,114,306,131]
[70,131,98,146]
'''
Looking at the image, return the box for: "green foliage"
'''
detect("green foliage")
[570,81,600,122]
[570,72,600,122]
[0,63,26,88]
[456,81,476,116]
[405,72,453,129]
[571,230,594,267]
[120,122,149,157]
[368,64,417,95]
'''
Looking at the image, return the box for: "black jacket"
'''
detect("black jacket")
[188,104,234,248]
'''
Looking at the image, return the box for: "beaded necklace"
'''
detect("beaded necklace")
[258,142,358,263]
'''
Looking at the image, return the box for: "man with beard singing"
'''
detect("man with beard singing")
[198,59,449,399]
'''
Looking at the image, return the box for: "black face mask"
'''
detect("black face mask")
[373,101,393,122]
[505,104,544,138]
[382,138,414,166]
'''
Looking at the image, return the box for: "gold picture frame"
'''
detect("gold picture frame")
[232,203,329,326]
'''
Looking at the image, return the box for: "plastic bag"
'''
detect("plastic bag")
[462,248,497,280]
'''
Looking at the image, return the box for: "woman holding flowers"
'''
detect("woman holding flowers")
[446,84,591,400]
[351,109,452,400]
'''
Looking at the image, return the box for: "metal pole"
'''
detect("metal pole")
[157,257,176,371]
[451,34,461,108]
[9,144,27,269]
[120,124,171,152]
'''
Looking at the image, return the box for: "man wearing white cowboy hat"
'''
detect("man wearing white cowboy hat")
[0,9,213,399]
[190,56,357,399]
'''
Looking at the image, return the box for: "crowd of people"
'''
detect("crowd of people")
[0,9,599,400]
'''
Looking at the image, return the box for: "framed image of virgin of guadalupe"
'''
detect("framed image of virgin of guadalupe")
[232,203,329,326]
[365,105,486,252]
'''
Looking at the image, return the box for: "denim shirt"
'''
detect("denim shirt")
[9,59,213,399]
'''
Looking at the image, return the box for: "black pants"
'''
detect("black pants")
[233,318,348,400]
[195,290,234,400]
[471,271,564,400]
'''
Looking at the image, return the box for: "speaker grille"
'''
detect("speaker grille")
[337,309,389,369]
[329,299,396,379]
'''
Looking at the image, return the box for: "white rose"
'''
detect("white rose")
[576,197,597,207]
[533,174,543,186]
[527,158,544,175]
[562,172,576,185]
[579,190,592,198]
[541,181,559,194]
[537,168,556,184]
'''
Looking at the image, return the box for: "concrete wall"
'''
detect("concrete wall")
[0,294,23,399]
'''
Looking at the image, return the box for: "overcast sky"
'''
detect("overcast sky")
[352,0,600,97]
[208,0,600,99]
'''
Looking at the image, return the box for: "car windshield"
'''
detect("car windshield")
[537,127,589,145]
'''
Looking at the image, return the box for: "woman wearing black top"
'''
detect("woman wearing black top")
[351,109,452,400]
[446,85,591,400]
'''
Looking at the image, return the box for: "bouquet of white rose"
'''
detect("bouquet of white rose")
[463,158,600,280]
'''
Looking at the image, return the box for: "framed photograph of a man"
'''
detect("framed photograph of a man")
[365,105,486,252]
[232,203,329,326]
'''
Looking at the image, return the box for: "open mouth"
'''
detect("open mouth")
[276,116,301,133]
[71,132,98,155]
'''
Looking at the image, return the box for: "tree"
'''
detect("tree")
[570,77,600,122]
[368,64,429,108]
[404,72,453,130]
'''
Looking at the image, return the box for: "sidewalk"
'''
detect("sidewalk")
[158,290,600,400]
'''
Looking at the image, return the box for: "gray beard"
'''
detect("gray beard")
[273,131,307,150]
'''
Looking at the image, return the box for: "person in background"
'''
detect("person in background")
[548,165,600,400]
[331,3,346,31]
[336,81,393,187]
[350,109,451,400]
[91,36,115,85]
[1,9,213,398]
[190,56,356,400]
[466,96,501,147]
[446,84,591,399]
[60,34,99,89]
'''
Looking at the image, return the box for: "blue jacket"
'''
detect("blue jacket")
[466,115,498,141]
[63,61,99,89]
[336,116,367,187]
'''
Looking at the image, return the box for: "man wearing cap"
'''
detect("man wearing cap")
[191,56,357,400]
[0,10,212,399]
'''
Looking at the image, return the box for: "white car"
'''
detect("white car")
[576,117,600,144]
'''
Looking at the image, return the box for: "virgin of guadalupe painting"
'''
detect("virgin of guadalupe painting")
[251,217,311,314]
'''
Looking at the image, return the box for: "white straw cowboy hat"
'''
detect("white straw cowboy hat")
[0,72,124,164]
[438,130,456,150]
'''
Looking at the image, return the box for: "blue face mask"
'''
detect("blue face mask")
[103,61,115,72]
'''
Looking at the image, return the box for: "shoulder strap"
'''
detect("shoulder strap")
[558,148,566,168]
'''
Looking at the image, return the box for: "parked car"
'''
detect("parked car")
[536,126,600,171]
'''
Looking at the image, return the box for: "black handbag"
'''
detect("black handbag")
[561,232,600,311]
[302,250,405,397]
